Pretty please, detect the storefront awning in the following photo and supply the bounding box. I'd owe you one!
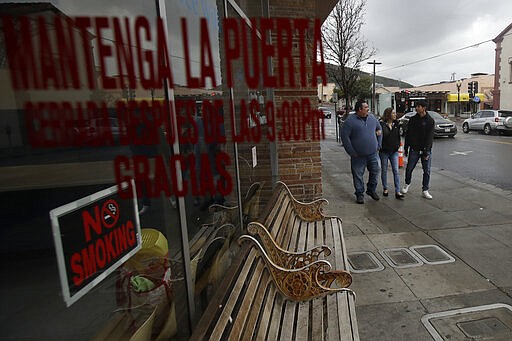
[447,93,484,102]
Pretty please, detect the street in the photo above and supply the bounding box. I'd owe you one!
[432,130,512,191]
[320,131,512,341]
[323,113,512,191]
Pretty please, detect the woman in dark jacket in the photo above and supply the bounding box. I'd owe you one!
[379,107,404,199]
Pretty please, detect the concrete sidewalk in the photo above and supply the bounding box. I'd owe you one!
[320,138,512,340]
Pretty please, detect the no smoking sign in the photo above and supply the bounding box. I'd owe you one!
[102,199,119,228]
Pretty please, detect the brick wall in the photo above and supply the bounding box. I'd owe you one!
[270,0,323,200]
[216,0,324,206]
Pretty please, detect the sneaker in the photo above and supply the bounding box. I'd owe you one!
[422,190,433,199]
[402,184,411,194]
[366,191,380,201]
[356,195,364,204]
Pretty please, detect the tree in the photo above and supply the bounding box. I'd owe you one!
[352,76,372,102]
[322,0,376,108]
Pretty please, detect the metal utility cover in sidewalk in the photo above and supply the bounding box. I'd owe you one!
[347,251,385,273]
[380,247,423,268]
[409,244,455,265]
[421,304,512,341]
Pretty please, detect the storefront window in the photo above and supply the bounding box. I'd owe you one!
[0,0,192,339]
[0,0,275,338]
[162,0,272,321]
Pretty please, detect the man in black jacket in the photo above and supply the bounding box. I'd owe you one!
[402,100,434,199]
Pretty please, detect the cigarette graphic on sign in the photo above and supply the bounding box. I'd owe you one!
[102,199,119,228]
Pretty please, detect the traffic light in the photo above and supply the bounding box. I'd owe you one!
[468,82,474,98]
[473,81,478,94]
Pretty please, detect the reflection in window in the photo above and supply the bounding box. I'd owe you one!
[0,1,191,339]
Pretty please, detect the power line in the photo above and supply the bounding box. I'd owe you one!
[378,32,512,74]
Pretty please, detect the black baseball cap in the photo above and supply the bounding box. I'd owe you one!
[415,99,427,108]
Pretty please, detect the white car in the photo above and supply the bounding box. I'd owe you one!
[462,109,512,135]
[318,106,332,119]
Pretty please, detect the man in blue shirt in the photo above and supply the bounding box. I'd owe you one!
[341,100,382,204]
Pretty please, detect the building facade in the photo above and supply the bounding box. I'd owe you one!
[392,73,494,115]
[0,0,336,338]
[493,23,512,109]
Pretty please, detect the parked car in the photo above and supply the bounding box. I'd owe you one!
[399,111,457,137]
[338,111,352,128]
[88,117,121,141]
[398,112,416,136]
[318,106,332,119]
[338,111,381,131]
[462,109,512,135]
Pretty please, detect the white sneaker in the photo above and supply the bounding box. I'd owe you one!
[402,184,410,194]
[422,190,433,199]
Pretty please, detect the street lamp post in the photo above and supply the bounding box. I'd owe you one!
[367,60,382,114]
[456,80,462,117]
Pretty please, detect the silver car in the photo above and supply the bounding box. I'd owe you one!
[462,109,512,135]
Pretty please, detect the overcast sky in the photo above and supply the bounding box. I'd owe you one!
[359,0,512,86]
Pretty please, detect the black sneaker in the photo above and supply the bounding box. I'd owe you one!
[356,195,364,204]
[366,191,380,201]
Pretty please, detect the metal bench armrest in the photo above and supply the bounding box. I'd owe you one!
[276,181,331,222]
[247,221,331,268]
[239,235,354,301]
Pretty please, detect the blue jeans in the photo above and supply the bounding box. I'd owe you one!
[405,149,431,191]
[350,152,380,196]
[379,151,401,193]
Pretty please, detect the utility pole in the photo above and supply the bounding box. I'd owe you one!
[367,60,382,114]
[456,80,462,117]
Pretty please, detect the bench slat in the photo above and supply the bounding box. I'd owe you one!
[321,218,344,341]
[330,217,359,341]
[280,299,297,341]
[332,217,349,268]
[295,301,310,341]
[265,189,287,226]
[227,260,267,341]
[312,297,325,340]
[254,283,278,340]
[293,219,314,340]
[339,292,359,340]
[269,196,289,240]
[296,216,308,252]
[241,273,272,340]
[326,291,341,340]
[275,200,295,248]
[275,210,299,341]
[312,221,325,340]
[209,249,258,339]
[267,190,288,230]
[266,295,285,341]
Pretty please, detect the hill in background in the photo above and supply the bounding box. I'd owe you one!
[326,63,414,88]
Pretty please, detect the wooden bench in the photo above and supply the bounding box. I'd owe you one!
[191,181,359,340]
